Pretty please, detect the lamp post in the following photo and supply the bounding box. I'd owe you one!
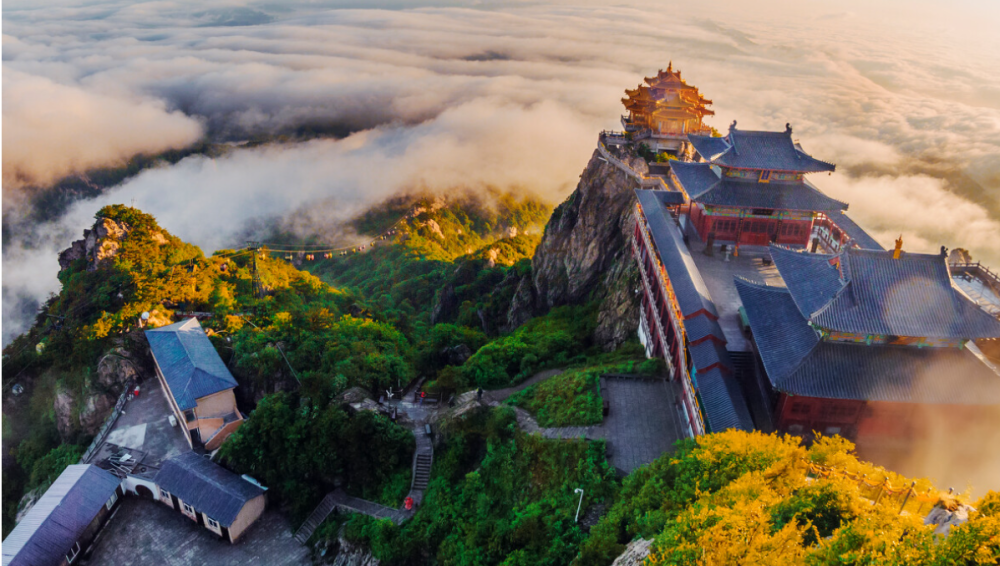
[574,488,584,523]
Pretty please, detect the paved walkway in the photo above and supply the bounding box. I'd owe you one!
[482,368,564,404]
[88,497,308,566]
[484,375,683,474]
[326,489,411,524]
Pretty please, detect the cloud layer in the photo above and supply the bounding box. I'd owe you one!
[3,0,999,338]
[2,68,203,193]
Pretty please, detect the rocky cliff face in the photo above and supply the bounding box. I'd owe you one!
[58,217,131,271]
[507,148,643,349]
[52,217,151,439]
[610,538,653,566]
[54,338,148,439]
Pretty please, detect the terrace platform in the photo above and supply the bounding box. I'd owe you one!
[684,220,784,352]
[89,377,191,479]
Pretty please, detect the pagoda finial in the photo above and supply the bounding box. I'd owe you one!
[729,120,738,133]
[893,235,904,259]
[667,60,672,72]
[785,123,792,134]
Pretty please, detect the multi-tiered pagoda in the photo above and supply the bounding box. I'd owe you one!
[621,62,714,153]
[669,121,876,252]
[736,242,1000,445]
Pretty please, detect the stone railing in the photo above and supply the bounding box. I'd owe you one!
[80,379,135,464]
[596,138,675,192]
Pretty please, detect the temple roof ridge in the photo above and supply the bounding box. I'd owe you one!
[769,245,1000,339]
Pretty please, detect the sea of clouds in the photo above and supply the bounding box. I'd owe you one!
[3,0,1000,494]
[3,0,1000,343]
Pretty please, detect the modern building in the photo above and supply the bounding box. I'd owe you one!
[145,318,244,450]
[736,243,1000,444]
[671,122,879,252]
[2,465,123,566]
[621,63,714,153]
[154,452,267,543]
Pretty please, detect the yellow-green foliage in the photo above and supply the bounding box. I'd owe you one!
[577,431,1000,566]
[464,233,543,266]
[352,191,550,262]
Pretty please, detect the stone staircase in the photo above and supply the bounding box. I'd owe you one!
[408,431,434,505]
[413,452,432,490]
[293,491,338,543]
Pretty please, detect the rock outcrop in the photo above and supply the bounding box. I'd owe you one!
[58,217,130,272]
[610,538,654,566]
[430,283,459,325]
[509,148,643,350]
[315,532,381,566]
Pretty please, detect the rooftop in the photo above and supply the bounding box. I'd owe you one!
[155,452,265,527]
[688,124,836,173]
[771,246,1000,339]
[672,161,847,212]
[145,318,238,410]
[89,377,192,479]
[736,278,1000,404]
[2,465,121,566]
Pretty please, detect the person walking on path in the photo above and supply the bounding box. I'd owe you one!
[477,388,483,403]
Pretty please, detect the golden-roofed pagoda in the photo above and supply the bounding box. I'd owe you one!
[622,62,714,152]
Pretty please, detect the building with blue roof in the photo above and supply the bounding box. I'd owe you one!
[153,452,267,543]
[633,188,754,436]
[736,243,1000,444]
[145,318,244,451]
[2,465,123,566]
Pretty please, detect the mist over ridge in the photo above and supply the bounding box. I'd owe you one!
[3,0,1000,344]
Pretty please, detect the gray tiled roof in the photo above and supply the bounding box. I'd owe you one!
[3,465,120,566]
[684,314,727,344]
[146,318,238,410]
[672,162,847,212]
[688,128,836,173]
[698,368,755,432]
[689,338,732,373]
[768,246,845,318]
[651,189,686,206]
[155,452,265,527]
[635,190,718,318]
[824,210,884,251]
[735,278,1000,404]
[771,246,1000,339]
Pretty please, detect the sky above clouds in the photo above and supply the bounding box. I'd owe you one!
[3,0,1000,345]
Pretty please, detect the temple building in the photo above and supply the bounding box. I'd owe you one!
[633,189,755,436]
[671,122,879,252]
[621,63,714,153]
[736,242,1000,446]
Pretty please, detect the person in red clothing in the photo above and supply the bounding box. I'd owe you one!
[404,496,414,510]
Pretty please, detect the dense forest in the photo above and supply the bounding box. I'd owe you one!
[3,196,999,565]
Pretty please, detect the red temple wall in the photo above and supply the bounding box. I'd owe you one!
[776,395,998,446]
[691,208,814,247]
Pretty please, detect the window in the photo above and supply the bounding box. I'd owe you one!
[183,502,196,515]
[825,426,842,435]
[787,424,804,434]
[66,542,81,563]
[184,409,197,423]
[160,488,171,501]
[106,490,118,510]
[206,516,220,530]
